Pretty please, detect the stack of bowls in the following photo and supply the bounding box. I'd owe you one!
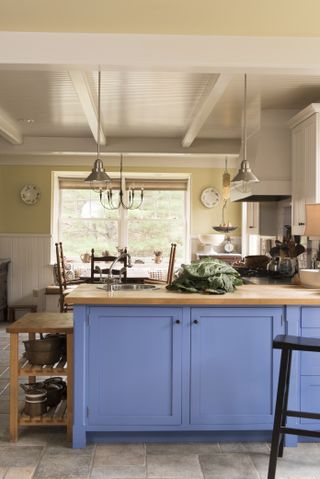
[21,377,67,416]
[21,383,47,417]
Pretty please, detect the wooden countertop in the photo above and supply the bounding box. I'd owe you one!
[65,283,320,306]
[6,312,73,333]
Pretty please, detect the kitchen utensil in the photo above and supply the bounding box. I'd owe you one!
[279,257,295,277]
[23,336,61,352]
[267,258,279,273]
[21,387,47,417]
[295,244,305,256]
[80,252,91,263]
[44,377,67,399]
[45,382,64,407]
[270,246,280,258]
[25,349,62,365]
[44,333,67,355]
[244,255,269,269]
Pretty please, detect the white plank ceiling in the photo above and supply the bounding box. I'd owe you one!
[0,69,320,156]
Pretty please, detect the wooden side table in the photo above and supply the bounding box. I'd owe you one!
[6,312,73,442]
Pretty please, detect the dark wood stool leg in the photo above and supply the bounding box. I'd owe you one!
[268,349,290,479]
[278,349,292,457]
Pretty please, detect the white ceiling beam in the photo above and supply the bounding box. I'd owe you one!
[4,33,320,75]
[0,136,240,156]
[182,74,233,148]
[0,107,23,144]
[69,70,106,145]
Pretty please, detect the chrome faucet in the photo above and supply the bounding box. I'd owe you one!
[106,249,132,288]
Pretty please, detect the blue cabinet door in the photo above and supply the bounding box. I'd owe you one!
[87,306,183,426]
[190,307,283,427]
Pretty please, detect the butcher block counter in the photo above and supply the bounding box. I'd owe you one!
[69,283,320,448]
[65,282,320,305]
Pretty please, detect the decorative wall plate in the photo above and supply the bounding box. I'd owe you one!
[200,187,221,208]
[20,184,41,205]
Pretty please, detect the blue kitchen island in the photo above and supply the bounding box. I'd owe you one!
[65,283,320,448]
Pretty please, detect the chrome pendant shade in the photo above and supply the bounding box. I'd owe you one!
[231,159,259,184]
[85,70,143,210]
[85,158,111,185]
[231,74,259,193]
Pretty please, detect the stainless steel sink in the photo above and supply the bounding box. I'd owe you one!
[97,283,158,291]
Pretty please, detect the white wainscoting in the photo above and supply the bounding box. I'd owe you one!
[0,234,53,309]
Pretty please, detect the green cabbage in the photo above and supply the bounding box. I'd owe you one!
[167,258,243,294]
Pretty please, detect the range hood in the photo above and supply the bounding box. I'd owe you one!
[234,194,291,202]
[230,110,294,203]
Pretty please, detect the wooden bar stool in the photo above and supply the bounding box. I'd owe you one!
[268,334,320,479]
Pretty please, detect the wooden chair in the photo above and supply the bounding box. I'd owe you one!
[55,242,83,313]
[145,243,177,286]
[90,248,128,283]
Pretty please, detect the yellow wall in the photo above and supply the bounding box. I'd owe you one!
[1,0,320,36]
[0,163,241,236]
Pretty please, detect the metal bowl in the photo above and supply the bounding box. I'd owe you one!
[25,349,62,365]
[23,336,61,352]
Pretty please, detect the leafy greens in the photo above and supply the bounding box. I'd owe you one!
[167,258,243,294]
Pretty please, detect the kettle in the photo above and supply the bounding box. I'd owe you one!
[267,257,279,273]
[80,252,91,263]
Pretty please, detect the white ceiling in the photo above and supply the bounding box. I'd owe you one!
[0,68,320,157]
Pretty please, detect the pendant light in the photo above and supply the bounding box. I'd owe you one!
[85,71,143,210]
[212,158,237,233]
[231,74,259,193]
[99,154,144,210]
[85,70,111,187]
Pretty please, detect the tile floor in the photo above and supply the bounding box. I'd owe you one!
[1,323,320,479]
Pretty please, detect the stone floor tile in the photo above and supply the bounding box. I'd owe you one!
[219,442,270,454]
[147,454,203,478]
[33,453,92,479]
[0,468,6,479]
[0,446,42,467]
[0,367,8,378]
[199,453,259,479]
[94,443,145,466]
[45,443,95,455]
[4,465,36,479]
[91,465,146,478]
[147,442,220,455]
[249,446,320,479]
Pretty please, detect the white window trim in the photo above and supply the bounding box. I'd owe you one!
[51,170,191,264]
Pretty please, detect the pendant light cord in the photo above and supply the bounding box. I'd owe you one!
[97,70,101,159]
[242,73,247,163]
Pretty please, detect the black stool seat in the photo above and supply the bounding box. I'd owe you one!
[273,334,320,352]
[268,334,320,479]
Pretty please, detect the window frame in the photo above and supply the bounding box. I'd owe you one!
[51,170,191,264]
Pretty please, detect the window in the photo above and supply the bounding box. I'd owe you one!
[52,172,190,265]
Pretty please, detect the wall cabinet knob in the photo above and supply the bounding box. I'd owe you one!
[175,319,180,324]
[193,319,199,324]
[298,222,305,226]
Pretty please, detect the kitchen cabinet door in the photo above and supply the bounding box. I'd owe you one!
[291,110,320,235]
[87,306,183,426]
[190,307,283,427]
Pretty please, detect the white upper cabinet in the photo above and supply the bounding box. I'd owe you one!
[289,105,320,235]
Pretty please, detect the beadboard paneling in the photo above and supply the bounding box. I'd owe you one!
[0,234,53,307]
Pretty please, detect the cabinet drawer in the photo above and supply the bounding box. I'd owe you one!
[301,376,320,424]
[301,307,320,327]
